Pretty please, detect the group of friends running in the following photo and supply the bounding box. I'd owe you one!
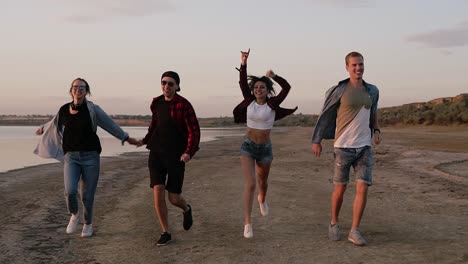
[34,49,381,247]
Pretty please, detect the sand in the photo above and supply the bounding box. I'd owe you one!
[0,126,467,264]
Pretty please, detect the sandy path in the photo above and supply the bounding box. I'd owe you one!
[0,126,467,264]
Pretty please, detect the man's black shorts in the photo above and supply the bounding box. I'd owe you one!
[148,151,185,194]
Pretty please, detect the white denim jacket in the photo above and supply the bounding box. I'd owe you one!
[33,100,129,161]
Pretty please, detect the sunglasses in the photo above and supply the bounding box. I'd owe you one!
[71,85,87,91]
[161,80,175,87]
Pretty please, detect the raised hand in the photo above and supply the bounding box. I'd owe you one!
[241,48,250,65]
[266,70,276,78]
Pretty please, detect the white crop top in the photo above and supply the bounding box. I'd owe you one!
[246,101,276,130]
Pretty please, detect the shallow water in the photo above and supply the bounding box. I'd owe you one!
[0,126,244,173]
[435,160,468,178]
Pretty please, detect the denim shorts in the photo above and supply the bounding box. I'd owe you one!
[240,136,273,163]
[333,146,374,186]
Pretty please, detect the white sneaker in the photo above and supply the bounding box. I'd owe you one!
[259,200,269,216]
[66,214,80,234]
[81,224,93,238]
[244,224,253,239]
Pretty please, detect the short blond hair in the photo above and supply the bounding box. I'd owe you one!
[345,51,364,65]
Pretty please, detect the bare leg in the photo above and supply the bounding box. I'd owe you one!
[168,192,189,212]
[256,162,271,203]
[240,156,256,225]
[153,185,169,232]
[351,182,368,229]
[331,184,347,225]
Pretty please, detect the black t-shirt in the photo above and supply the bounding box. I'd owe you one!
[58,102,102,154]
[147,98,185,157]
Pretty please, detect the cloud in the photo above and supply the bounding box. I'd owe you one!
[62,0,175,23]
[406,22,468,49]
[440,50,453,56]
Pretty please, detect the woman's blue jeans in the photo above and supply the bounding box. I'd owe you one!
[64,151,100,225]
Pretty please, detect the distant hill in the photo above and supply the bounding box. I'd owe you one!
[0,113,317,127]
[0,115,52,126]
[273,93,468,127]
[1,94,466,127]
[149,94,467,127]
[378,93,468,126]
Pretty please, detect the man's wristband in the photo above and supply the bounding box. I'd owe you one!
[373,128,381,134]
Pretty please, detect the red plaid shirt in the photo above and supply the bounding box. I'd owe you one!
[143,93,200,158]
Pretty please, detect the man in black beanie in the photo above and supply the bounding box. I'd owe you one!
[138,70,200,246]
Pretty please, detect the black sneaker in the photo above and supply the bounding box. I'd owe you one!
[183,204,193,231]
[156,232,172,246]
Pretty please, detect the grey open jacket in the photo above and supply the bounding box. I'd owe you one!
[311,78,379,144]
[33,100,129,161]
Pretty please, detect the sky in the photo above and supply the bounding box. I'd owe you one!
[1,0,467,117]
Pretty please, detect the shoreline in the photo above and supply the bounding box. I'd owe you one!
[1,127,467,263]
[0,126,246,174]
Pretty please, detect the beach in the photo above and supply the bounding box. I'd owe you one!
[0,126,467,264]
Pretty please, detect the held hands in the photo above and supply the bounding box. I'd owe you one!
[241,48,250,65]
[125,137,140,146]
[126,137,145,147]
[180,153,191,163]
[135,139,145,147]
[311,143,322,157]
[266,70,276,78]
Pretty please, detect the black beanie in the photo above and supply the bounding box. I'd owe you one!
[161,71,181,91]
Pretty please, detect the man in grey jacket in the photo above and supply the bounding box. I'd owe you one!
[311,52,382,246]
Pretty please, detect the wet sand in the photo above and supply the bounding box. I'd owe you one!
[0,126,467,264]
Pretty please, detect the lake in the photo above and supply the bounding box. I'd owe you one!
[0,126,244,173]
